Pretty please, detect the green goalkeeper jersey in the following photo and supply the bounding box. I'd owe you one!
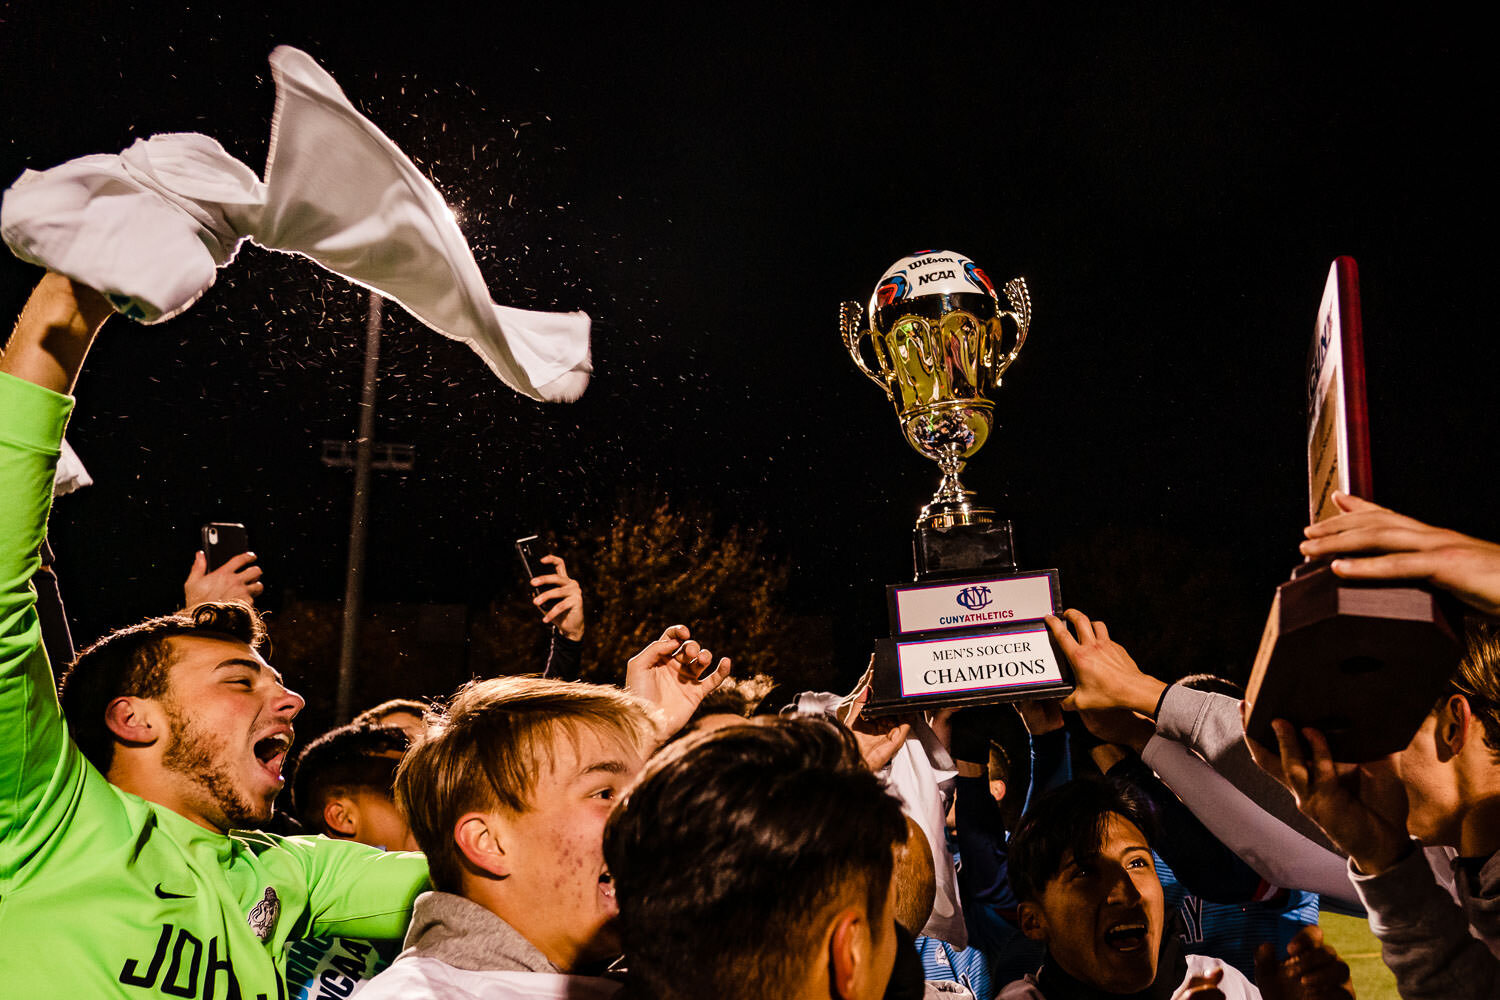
[0,371,430,999]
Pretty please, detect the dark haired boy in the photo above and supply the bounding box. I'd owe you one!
[291,722,416,850]
[603,715,911,1000]
[1001,778,1353,999]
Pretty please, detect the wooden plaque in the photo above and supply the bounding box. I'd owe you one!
[1248,257,1462,761]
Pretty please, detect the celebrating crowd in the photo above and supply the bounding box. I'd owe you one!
[2,269,1498,1000]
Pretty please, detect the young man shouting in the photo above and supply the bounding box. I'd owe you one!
[357,675,654,999]
[1001,778,1352,1000]
[0,274,432,998]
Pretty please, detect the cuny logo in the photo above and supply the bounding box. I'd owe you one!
[877,272,910,306]
[955,585,992,611]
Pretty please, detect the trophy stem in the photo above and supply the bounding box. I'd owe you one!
[918,448,993,529]
[933,453,971,505]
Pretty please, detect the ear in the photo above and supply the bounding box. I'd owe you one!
[453,811,511,879]
[1018,900,1049,943]
[322,797,358,838]
[1437,693,1474,760]
[828,907,869,1000]
[103,696,164,748]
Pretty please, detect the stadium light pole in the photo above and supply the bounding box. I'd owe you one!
[336,290,382,722]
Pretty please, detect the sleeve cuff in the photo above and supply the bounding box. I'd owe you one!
[1154,684,1210,743]
[0,371,74,453]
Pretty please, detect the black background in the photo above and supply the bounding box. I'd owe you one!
[2,4,1493,692]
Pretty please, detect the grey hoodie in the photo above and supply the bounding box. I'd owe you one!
[399,891,561,973]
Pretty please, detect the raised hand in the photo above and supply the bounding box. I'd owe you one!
[836,674,913,773]
[625,625,731,742]
[1169,965,1225,1000]
[1045,610,1167,717]
[1244,713,1411,876]
[531,554,585,641]
[183,550,263,609]
[1015,697,1065,736]
[1301,491,1500,616]
[1255,926,1356,999]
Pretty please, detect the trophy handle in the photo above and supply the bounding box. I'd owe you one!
[993,277,1031,377]
[840,301,893,400]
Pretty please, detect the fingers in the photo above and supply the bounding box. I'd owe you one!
[701,655,731,685]
[1272,719,1312,801]
[672,639,729,682]
[1062,608,1096,643]
[1325,549,1438,581]
[1281,926,1353,994]
[1044,614,1081,656]
[1330,490,1385,515]
[1302,726,1340,789]
[220,551,259,574]
[1303,502,1408,538]
[634,629,688,666]
[1301,523,1438,561]
[1171,966,1224,1000]
[188,550,207,579]
[533,584,577,605]
[1243,727,1286,783]
[540,595,580,624]
[1048,609,1107,648]
[1285,924,1323,956]
[538,554,569,578]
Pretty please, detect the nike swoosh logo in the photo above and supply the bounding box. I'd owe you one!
[154,884,192,899]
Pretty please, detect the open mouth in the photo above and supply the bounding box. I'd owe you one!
[253,731,293,780]
[1102,921,1148,953]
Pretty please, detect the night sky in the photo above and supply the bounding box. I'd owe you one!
[2,5,1494,694]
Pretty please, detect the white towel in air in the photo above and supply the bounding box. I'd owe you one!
[0,46,590,403]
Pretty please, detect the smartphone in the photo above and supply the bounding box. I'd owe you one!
[515,535,544,596]
[202,522,250,572]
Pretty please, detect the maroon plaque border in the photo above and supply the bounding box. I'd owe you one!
[1317,256,1374,507]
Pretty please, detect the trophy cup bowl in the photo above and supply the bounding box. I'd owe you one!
[841,251,1030,530]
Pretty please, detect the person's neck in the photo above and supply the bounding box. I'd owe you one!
[465,880,581,973]
[108,755,227,834]
[1454,750,1500,857]
[1459,793,1500,858]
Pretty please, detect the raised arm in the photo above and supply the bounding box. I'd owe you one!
[0,273,112,392]
[0,273,111,859]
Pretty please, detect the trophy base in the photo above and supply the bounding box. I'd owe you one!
[913,518,1017,581]
[1245,564,1463,762]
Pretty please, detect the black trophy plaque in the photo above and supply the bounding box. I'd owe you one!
[862,565,1074,716]
[1245,257,1463,761]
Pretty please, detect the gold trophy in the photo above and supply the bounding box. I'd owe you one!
[841,251,1069,715]
[842,251,1031,577]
